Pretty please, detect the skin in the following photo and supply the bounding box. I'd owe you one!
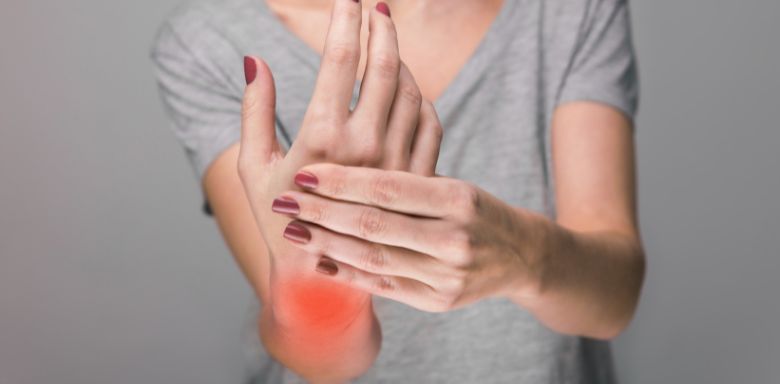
[204,0,646,382]
[265,0,503,101]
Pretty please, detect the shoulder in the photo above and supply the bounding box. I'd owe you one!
[149,0,274,90]
[150,0,291,69]
[151,0,250,54]
[534,0,631,50]
[150,0,286,62]
[540,0,627,25]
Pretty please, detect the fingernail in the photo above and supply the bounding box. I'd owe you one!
[283,221,311,244]
[376,2,390,17]
[244,56,257,85]
[316,256,339,276]
[271,197,300,215]
[294,171,319,189]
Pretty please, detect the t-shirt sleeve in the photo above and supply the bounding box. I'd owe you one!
[149,20,242,183]
[557,0,639,120]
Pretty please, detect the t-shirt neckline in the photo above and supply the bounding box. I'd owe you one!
[255,0,515,115]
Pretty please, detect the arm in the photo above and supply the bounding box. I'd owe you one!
[204,2,442,381]
[266,102,645,340]
[514,101,645,339]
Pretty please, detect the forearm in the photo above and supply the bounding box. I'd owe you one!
[513,213,646,340]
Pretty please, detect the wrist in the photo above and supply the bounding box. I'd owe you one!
[504,209,560,305]
[268,273,373,337]
[260,291,380,383]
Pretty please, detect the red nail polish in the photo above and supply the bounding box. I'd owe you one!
[316,256,339,276]
[376,2,390,17]
[283,221,311,244]
[271,197,300,215]
[244,56,257,85]
[294,171,319,189]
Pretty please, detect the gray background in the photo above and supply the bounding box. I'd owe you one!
[1,0,778,383]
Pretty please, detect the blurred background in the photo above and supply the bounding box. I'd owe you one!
[1,0,778,383]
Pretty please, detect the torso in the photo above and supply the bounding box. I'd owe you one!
[264,0,504,101]
[155,0,625,381]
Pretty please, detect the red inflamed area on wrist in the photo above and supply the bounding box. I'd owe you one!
[274,276,367,341]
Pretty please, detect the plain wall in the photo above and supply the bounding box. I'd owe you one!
[1,0,778,383]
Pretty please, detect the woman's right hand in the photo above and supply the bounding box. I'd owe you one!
[238,1,442,331]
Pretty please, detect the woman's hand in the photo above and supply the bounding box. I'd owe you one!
[238,2,444,380]
[267,102,648,341]
[270,164,549,312]
[238,0,442,330]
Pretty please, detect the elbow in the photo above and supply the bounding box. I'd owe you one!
[589,312,634,341]
[593,249,646,341]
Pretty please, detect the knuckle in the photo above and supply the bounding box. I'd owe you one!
[236,153,255,180]
[342,268,357,285]
[372,276,396,293]
[324,43,360,67]
[336,2,361,19]
[325,170,348,197]
[310,230,332,255]
[306,201,329,223]
[350,137,383,165]
[304,109,343,136]
[300,136,330,158]
[449,181,480,219]
[357,207,387,238]
[359,244,388,272]
[431,293,457,313]
[371,53,400,79]
[397,83,422,107]
[445,227,475,265]
[442,274,467,296]
[300,115,342,156]
[367,173,401,206]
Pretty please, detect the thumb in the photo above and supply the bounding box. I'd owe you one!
[239,56,282,167]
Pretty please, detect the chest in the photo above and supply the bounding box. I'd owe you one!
[258,0,555,213]
[266,1,503,101]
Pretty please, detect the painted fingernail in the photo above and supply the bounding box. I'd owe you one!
[271,197,300,215]
[316,256,339,276]
[283,221,311,244]
[376,2,390,17]
[294,171,319,189]
[244,56,257,85]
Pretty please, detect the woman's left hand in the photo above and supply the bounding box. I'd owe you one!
[270,163,550,312]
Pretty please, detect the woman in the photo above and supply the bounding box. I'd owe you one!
[151,0,645,382]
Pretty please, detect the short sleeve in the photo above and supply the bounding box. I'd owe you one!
[150,20,242,182]
[557,0,639,120]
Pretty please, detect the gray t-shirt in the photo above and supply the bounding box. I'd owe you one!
[150,0,638,382]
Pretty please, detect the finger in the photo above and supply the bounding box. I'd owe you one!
[239,56,281,168]
[313,256,446,312]
[293,164,469,218]
[409,99,443,176]
[282,220,445,283]
[351,3,400,135]
[309,0,363,117]
[382,63,422,170]
[274,191,446,255]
